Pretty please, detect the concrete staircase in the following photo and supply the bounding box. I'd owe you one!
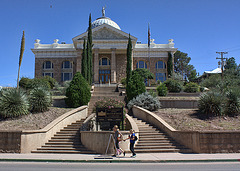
[32,119,95,154]
[132,117,192,153]
[88,86,125,115]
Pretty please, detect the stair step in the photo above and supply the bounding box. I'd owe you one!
[42,145,84,148]
[37,147,87,151]
[137,140,173,144]
[54,134,80,136]
[49,139,81,142]
[45,142,82,145]
[135,146,176,149]
[136,143,174,146]
[139,135,169,139]
[139,137,169,141]
[51,137,78,139]
[56,131,79,134]
[134,149,179,153]
[32,150,96,154]
[60,129,80,132]
[62,128,80,130]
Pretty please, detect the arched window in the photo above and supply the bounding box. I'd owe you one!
[62,61,72,69]
[155,61,166,69]
[43,61,53,69]
[99,58,110,66]
[136,61,147,69]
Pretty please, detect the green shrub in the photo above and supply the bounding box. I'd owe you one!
[126,72,146,102]
[29,87,52,112]
[132,68,154,80]
[42,76,57,89]
[200,87,205,92]
[184,82,200,93]
[198,91,224,117]
[127,92,161,111]
[19,77,51,90]
[148,89,157,98]
[19,77,32,89]
[224,89,240,116]
[65,72,91,108]
[157,83,168,96]
[121,77,126,86]
[0,88,29,118]
[164,79,183,93]
[200,74,221,89]
[57,81,71,95]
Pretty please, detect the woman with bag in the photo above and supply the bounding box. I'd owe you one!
[112,125,125,157]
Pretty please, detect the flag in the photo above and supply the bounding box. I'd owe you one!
[148,23,150,47]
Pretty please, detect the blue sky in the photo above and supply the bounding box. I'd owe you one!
[0,0,240,86]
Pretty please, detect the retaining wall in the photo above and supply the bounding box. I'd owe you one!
[81,114,139,154]
[159,99,198,109]
[132,106,240,153]
[0,106,88,153]
[0,131,22,153]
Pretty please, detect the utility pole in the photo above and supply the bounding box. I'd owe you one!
[216,52,228,79]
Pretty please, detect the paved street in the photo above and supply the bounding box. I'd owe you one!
[0,162,240,171]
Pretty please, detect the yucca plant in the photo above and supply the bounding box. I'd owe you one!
[224,89,240,116]
[198,91,224,117]
[0,88,29,118]
[29,87,52,112]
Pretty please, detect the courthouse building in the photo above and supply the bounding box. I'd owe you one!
[32,9,177,84]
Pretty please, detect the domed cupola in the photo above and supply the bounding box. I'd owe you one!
[91,7,121,30]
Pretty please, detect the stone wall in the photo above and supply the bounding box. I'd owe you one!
[133,57,168,82]
[0,131,21,153]
[35,57,77,83]
[132,106,240,153]
[116,54,127,83]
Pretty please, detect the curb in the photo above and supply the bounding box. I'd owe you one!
[0,158,240,163]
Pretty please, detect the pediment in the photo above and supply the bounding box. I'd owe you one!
[92,27,127,40]
[72,23,137,42]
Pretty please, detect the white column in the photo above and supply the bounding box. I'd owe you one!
[111,48,117,83]
[94,49,99,83]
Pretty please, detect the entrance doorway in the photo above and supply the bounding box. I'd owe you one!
[99,70,111,84]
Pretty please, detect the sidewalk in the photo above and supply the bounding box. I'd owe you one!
[0,153,240,163]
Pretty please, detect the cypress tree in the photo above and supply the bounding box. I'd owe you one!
[167,52,173,78]
[87,13,93,85]
[81,39,87,80]
[126,34,132,86]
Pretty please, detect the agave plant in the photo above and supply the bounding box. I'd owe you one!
[224,89,240,116]
[0,88,29,118]
[198,91,224,117]
[29,87,52,112]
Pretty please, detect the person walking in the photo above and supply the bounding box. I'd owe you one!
[112,125,125,157]
[124,129,136,158]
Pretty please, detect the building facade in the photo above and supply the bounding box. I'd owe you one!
[32,10,177,84]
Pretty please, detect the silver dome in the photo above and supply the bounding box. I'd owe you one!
[92,17,121,30]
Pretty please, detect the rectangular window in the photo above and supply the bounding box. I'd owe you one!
[62,72,73,81]
[156,73,166,82]
[43,72,53,78]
